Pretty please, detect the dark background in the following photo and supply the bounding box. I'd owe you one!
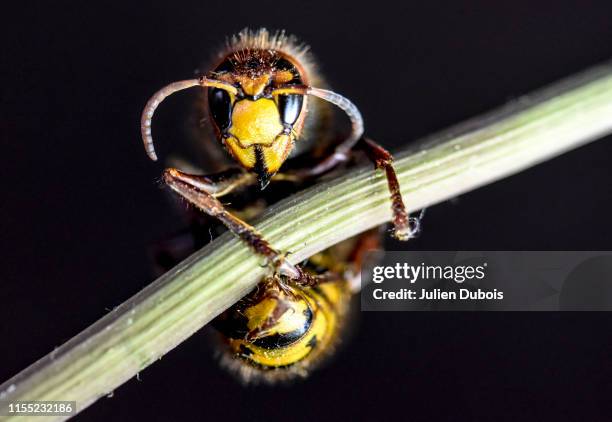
[2,1,612,420]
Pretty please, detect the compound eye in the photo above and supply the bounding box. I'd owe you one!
[277,94,303,126]
[208,88,232,131]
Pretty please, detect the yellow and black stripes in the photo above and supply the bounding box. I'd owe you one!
[214,277,351,384]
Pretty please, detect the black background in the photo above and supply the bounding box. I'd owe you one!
[2,1,612,421]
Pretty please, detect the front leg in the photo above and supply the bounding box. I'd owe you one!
[359,138,415,241]
[162,168,300,279]
[276,138,420,241]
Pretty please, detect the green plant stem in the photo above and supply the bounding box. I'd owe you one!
[3,63,612,421]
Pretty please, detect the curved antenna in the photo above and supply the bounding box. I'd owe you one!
[307,87,364,153]
[141,79,200,161]
[140,78,238,161]
[272,85,364,153]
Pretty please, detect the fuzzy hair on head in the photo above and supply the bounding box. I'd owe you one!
[209,28,320,85]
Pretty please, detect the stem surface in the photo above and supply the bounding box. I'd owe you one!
[2,63,612,421]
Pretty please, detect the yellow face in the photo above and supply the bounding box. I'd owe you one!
[207,51,307,188]
[224,98,294,178]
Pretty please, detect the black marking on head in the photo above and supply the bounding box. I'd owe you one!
[213,58,235,74]
[246,56,261,70]
[230,49,278,77]
[274,57,303,85]
[254,145,271,190]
